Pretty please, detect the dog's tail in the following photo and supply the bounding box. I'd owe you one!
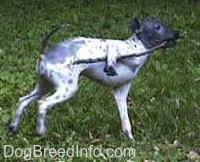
[40,24,70,54]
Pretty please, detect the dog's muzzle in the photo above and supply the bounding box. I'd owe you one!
[162,30,181,48]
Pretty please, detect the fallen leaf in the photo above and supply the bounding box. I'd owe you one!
[187,150,200,160]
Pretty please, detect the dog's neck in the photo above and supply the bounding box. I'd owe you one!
[126,34,167,54]
[125,34,148,52]
[127,34,139,42]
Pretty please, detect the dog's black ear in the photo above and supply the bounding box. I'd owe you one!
[129,18,140,33]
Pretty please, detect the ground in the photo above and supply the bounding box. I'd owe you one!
[0,0,199,161]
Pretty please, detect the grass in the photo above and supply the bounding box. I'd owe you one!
[0,0,200,161]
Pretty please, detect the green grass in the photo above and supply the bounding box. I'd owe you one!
[0,0,200,161]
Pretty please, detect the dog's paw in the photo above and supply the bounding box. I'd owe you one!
[124,130,134,139]
[9,122,18,133]
[104,66,118,76]
[36,125,47,135]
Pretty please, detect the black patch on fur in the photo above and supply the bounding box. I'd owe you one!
[68,79,73,84]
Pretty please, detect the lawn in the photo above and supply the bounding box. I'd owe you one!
[0,0,199,161]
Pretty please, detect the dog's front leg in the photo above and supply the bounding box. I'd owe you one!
[113,82,133,139]
[104,45,118,76]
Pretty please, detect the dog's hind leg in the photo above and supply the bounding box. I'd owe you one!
[113,82,133,139]
[9,76,50,133]
[36,69,81,135]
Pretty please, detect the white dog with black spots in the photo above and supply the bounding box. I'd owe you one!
[9,17,179,139]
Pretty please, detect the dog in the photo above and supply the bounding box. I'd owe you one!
[9,17,179,139]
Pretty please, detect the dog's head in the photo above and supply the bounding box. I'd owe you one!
[130,17,180,49]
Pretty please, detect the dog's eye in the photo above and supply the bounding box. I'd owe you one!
[154,24,161,30]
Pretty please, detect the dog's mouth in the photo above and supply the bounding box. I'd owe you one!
[149,38,175,49]
[161,39,177,49]
[142,30,182,55]
[161,30,180,49]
